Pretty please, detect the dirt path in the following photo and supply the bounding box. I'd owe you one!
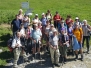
[5,47,91,68]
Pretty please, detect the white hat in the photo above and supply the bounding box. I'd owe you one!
[50,24,54,26]
[35,14,38,16]
[34,24,38,26]
[53,29,57,32]
[42,13,45,15]
[61,20,65,23]
[75,17,79,19]
[83,20,87,23]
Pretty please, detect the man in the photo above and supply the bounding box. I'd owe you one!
[30,24,42,60]
[49,29,60,67]
[11,15,22,37]
[53,11,61,28]
[82,20,91,54]
[12,32,29,68]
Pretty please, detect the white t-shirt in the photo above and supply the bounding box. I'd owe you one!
[49,35,59,46]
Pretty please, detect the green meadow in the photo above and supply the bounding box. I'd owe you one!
[0,0,91,24]
[0,0,91,66]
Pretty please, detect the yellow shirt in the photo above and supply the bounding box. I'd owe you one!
[73,28,83,42]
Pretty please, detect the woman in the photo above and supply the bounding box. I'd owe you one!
[45,21,50,51]
[49,29,60,67]
[82,20,91,54]
[73,23,83,61]
[59,28,69,64]
[18,9,24,21]
[46,10,52,24]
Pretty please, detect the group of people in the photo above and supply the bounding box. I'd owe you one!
[11,9,91,68]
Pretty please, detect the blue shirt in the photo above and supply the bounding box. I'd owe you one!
[11,19,22,32]
[41,17,47,26]
[30,29,42,42]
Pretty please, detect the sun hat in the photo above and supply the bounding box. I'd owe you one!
[35,14,38,16]
[50,24,54,27]
[75,17,79,20]
[42,13,45,15]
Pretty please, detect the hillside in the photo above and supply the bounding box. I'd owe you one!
[0,0,91,23]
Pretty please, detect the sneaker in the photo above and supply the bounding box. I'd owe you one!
[24,60,30,62]
[52,63,55,67]
[55,64,60,67]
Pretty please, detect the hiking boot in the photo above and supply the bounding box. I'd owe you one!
[75,54,78,61]
[38,53,42,60]
[55,64,60,67]
[81,54,83,61]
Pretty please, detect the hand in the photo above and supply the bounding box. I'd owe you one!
[63,43,66,45]
[15,44,19,47]
[53,46,57,50]
[33,40,36,43]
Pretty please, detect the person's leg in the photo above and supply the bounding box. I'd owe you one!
[79,42,83,61]
[37,42,41,59]
[50,47,55,64]
[82,36,85,48]
[54,21,57,28]
[13,48,20,67]
[55,49,60,64]
[32,43,36,59]
[86,36,90,53]
[75,50,78,61]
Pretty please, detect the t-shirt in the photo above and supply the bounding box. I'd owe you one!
[30,29,42,42]
[49,35,59,46]
[73,28,83,42]
[11,19,22,32]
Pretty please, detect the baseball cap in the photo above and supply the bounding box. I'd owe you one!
[42,13,45,15]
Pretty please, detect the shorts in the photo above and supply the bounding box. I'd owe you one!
[32,41,40,48]
[60,45,67,56]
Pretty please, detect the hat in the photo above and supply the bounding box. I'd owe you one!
[42,13,45,15]
[50,24,54,27]
[83,20,87,23]
[61,20,65,23]
[35,14,38,16]
[53,29,57,32]
[61,27,65,31]
[34,24,38,26]
[75,17,79,19]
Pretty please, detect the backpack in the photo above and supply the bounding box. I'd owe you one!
[7,37,17,52]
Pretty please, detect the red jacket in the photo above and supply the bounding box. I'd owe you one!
[53,14,61,21]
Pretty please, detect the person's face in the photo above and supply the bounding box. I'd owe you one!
[53,32,57,36]
[16,15,19,19]
[19,11,22,14]
[50,26,54,30]
[75,24,79,28]
[61,30,65,35]
[84,21,87,26]
[75,19,79,22]
[17,32,21,38]
[34,26,38,30]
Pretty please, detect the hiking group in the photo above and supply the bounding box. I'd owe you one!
[9,9,91,68]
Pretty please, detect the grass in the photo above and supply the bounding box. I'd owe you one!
[0,0,91,66]
[0,0,91,24]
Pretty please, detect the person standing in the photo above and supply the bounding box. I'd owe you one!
[59,28,69,64]
[53,11,61,29]
[49,29,60,67]
[82,20,91,53]
[12,32,29,68]
[30,24,42,60]
[11,15,22,37]
[73,23,83,61]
